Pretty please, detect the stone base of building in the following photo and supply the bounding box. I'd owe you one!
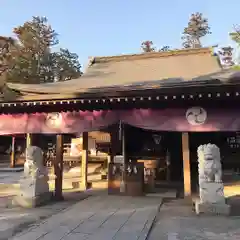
[11,192,53,208]
[195,199,230,216]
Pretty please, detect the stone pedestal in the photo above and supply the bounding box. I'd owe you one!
[13,177,52,208]
[12,146,52,208]
[195,200,230,215]
[195,182,230,215]
[13,192,52,208]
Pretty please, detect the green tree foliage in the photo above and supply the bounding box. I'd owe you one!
[0,36,16,76]
[3,16,81,84]
[182,12,211,48]
[230,25,240,67]
[159,46,170,52]
[52,48,82,81]
[141,41,155,52]
[230,25,240,46]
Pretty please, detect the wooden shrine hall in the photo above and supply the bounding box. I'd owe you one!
[0,47,240,200]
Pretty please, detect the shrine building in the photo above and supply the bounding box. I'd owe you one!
[0,47,240,199]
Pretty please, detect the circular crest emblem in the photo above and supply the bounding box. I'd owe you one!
[186,107,207,126]
[45,113,62,129]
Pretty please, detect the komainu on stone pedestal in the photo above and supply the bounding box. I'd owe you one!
[195,144,230,215]
[12,146,52,208]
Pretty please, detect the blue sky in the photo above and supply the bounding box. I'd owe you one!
[0,0,239,66]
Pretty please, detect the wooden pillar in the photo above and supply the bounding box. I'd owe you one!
[81,132,88,190]
[120,122,126,193]
[10,136,16,168]
[182,132,191,197]
[110,125,119,163]
[122,123,126,164]
[26,134,32,147]
[54,134,64,200]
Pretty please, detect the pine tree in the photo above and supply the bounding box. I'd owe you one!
[7,16,58,83]
[182,12,211,48]
[5,16,82,84]
[52,48,82,81]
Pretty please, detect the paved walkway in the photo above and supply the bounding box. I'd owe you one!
[148,199,240,240]
[10,195,162,240]
[0,192,88,240]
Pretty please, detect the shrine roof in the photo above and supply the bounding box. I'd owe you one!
[1,47,236,103]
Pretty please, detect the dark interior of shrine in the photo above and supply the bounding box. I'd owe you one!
[189,132,240,190]
[124,126,240,193]
[124,125,183,183]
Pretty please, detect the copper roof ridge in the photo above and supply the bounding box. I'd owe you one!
[91,47,212,63]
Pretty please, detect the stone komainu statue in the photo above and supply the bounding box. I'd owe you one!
[197,144,222,183]
[195,144,230,215]
[24,146,48,180]
[12,146,51,208]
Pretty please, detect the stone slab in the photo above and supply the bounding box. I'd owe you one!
[138,204,161,240]
[146,190,177,199]
[0,167,23,173]
[73,220,103,234]
[40,225,73,240]
[63,232,89,240]
[195,199,230,216]
[9,195,162,240]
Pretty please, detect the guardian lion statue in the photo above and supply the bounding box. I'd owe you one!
[12,146,50,208]
[24,146,48,181]
[195,144,230,215]
[197,144,222,183]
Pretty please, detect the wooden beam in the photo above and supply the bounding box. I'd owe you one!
[10,136,15,168]
[54,134,64,200]
[81,132,88,190]
[182,132,191,197]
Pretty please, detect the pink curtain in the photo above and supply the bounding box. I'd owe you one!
[0,108,240,134]
[0,110,118,135]
[120,108,240,132]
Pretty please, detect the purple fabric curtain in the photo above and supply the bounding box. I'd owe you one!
[0,108,240,134]
[0,110,118,135]
[120,108,240,132]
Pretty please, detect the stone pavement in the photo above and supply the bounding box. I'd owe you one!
[10,195,161,240]
[148,199,240,240]
[0,191,88,240]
